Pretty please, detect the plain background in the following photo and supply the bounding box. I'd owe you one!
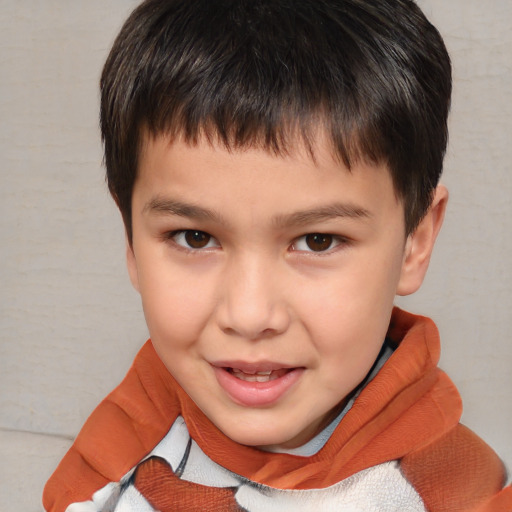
[0,1,510,509]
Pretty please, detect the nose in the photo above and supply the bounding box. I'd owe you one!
[216,254,291,340]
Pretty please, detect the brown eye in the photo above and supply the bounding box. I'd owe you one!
[170,229,219,251]
[305,233,333,252]
[184,230,211,249]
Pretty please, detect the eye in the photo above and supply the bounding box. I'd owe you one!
[171,230,220,250]
[292,233,343,253]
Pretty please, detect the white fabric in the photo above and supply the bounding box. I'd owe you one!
[235,461,426,512]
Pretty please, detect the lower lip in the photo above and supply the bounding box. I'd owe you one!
[213,367,304,407]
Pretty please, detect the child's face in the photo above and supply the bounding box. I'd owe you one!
[128,132,412,450]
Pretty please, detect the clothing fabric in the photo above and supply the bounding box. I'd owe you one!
[43,308,512,512]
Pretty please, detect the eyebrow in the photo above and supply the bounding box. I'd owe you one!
[273,203,372,228]
[143,196,371,227]
[143,197,223,222]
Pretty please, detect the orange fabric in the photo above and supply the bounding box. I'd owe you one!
[134,457,243,511]
[401,424,508,512]
[43,346,182,512]
[43,308,512,511]
[475,486,512,512]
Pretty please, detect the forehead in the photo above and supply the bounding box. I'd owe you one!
[137,127,389,183]
[134,132,404,236]
[136,130,399,207]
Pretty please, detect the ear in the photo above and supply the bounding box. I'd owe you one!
[126,238,140,293]
[397,185,448,296]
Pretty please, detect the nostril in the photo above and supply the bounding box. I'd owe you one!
[221,325,284,341]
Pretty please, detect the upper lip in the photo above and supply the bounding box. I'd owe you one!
[211,361,298,373]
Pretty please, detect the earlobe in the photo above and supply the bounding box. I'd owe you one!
[397,185,448,296]
[126,239,140,293]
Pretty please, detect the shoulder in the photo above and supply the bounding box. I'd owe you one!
[43,341,179,512]
[400,423,510,512]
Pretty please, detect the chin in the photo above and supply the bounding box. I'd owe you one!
[236,432,284,449]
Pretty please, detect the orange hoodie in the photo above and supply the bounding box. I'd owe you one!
[43,308,512,511]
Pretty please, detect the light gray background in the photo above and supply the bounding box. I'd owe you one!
[1,1,510,510]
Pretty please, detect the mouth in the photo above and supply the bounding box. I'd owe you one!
[212,363,304,407]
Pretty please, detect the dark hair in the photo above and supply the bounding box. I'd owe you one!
[100,0,451,242]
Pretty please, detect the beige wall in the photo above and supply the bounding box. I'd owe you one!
[0,1,510,509]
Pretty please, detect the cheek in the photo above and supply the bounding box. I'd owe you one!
[294,260,398,352]
[138,264,215,348]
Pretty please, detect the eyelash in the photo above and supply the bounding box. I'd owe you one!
[291,233,351,254]
[164,230,220,252]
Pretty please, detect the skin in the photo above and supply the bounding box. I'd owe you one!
[127,132,447,450]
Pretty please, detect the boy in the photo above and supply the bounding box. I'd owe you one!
[43,0,512,510]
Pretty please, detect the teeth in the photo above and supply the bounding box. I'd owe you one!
[231,368,272,375]
[230,368,275,382]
